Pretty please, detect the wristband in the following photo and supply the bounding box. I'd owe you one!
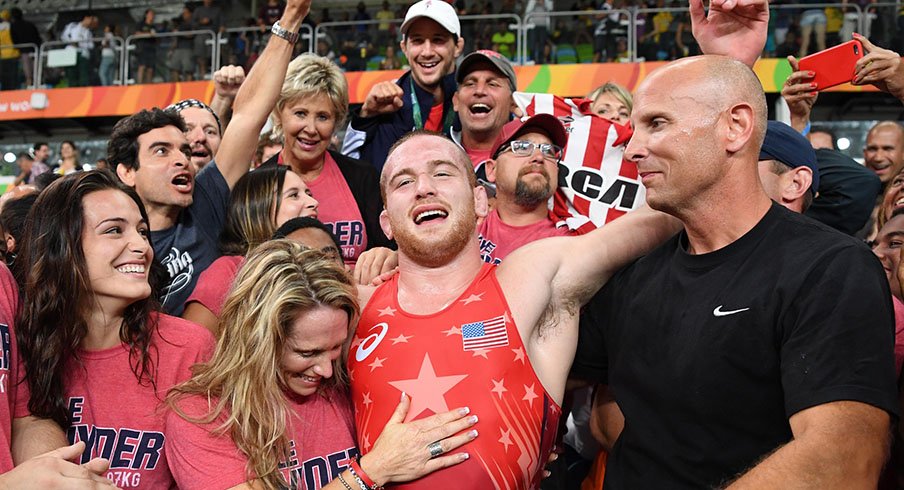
[270,20,299,44]
[801,120,811,136]
[350,458,381,489]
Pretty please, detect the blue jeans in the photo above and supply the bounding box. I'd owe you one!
[99,55,116,86]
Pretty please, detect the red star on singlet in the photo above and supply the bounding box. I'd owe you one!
[391,333,412,344]
[512,347,526,364]
[460,292,485,305]
[491,378,507,399]
[442,326,461,336]
[362,392,373,406]
[378,306,396,317]
[471,349,490,359]
[368,357,386,372]
[522,383,539,408]
[499,427,514,452]
[388,354,468,421]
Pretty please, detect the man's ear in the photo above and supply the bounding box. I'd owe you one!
[725,102,756,154]
[379,209,394,241]
[454,36,465,59]
[484,159,498,184]
[452,91,461,113]
[115,164,136,187]
[783,166,813,203]
[474,184,488,219]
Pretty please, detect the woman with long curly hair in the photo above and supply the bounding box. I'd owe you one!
[167,240,477,490]
[182,164,319,332]
[16,170,213,487]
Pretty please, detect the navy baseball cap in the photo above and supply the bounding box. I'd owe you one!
[759,120,819,194]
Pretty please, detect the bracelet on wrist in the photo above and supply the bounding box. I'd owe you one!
[270,20,299,44]
[351,457,382,490]
[336,472,354,490]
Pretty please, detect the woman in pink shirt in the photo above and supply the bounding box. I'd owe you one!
[167,240,477,489]
[16,171,214,488]
[182,164,319,332]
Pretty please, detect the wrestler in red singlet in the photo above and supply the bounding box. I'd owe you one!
[349,263,561,489]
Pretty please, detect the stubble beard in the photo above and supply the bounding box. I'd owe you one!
[393,204,477,268]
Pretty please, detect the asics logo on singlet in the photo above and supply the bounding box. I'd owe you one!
[355,322,389,362]
[713,305,750,317]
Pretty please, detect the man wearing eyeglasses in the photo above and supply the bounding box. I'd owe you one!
[478,114,573,264]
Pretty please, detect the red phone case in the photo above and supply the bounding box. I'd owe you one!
[798,40,864,90]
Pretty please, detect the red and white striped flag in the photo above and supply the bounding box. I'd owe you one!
[514,92,646,234]
[461,315,509,351]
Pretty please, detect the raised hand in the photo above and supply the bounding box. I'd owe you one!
[360,81,405,118]
[852,33,904,101]
[781,56,818,132]
[690,0,769,67]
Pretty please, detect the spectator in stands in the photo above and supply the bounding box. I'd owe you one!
[30,141,50,175]
[107,108,238,316]
[674,10,699,58]
[316,38,336,62]
[380,44,402,70]
[757,120,819,214]
[798,0,827,57]
[257,0,285,26]
[99,24,118,86]
[525,0,553,63]
[192,0,224,79]
[452,50,517,167]
[775,30,800,59]
[166,240,478,489]
[0,10,19,91]
[9,8,41,88]
[60,12,98,87]
[170,6,196,81]
[55,140,82,175]
[490,21,516,60]
[11,152,36,187]
[252,132,283,168]
[587,81,632,125]
[353,1,371,41]
[341,0,464,170]
[182,164,319,332]
[271,216,342,256]
[16,170,214,488]
[376,0,395,46]
[136,9,158,84]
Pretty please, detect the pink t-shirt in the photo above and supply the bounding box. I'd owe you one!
[185,255,245,317]
[893,295,904,377]
[477,209,572,264]
[166,388,358,490]
[465,147,492,170]
[307,153,368,267]
[56,314,213,488]
[0,264,19,472]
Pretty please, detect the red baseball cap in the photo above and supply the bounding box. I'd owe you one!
[489,113,568,159]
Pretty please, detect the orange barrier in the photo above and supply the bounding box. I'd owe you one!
[0,59,879,122]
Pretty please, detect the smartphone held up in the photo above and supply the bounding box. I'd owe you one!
[798,40,865,90]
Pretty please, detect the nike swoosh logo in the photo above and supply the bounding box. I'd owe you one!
[713,305,750,317]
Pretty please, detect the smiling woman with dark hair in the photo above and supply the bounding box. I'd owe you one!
[16,170,213,487]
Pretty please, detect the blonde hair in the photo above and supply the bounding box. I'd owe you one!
[586,81,633,115]
[168,240,359,490]
[272,53,349,134]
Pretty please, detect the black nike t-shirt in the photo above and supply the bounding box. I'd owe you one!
[572,203,898,489]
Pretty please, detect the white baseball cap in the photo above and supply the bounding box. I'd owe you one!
[400,0,461,37]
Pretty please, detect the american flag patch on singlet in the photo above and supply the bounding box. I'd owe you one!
[461,315,509,350]
[514,92,646,234]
